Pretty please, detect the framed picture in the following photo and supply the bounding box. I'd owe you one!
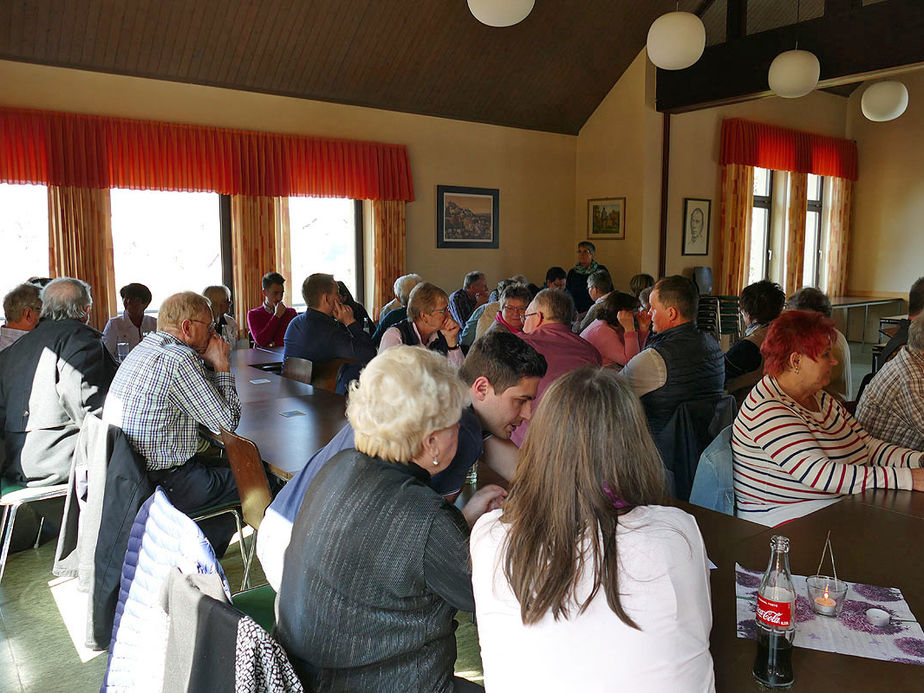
[682,198,711,256]
[436,185,499,249]
[587,197,626,240]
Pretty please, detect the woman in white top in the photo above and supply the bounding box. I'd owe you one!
[102,283,157,358]
[203,284,239,347]
[470,367,715,693]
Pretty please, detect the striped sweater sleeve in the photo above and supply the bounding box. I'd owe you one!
[735,386,920,502]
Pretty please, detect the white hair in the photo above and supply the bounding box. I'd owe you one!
[347,346,469,463]
[394,273,423,306]
[40,278,92,322]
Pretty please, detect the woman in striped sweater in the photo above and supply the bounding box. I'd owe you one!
[733,310,924,526]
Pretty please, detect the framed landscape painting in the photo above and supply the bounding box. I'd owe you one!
[437,185,499,249]
[587,197,626,240]
[682,198,711,256]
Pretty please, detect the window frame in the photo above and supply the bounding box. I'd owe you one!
[804,176,824,288]
[751,168,774,282]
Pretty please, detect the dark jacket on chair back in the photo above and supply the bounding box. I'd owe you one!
[641,322,725,435]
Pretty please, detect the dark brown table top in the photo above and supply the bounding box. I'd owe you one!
[232,364,316,403]
[229,346,285,369]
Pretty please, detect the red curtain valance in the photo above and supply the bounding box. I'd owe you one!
[719,118,858,181]
[0,107,415,200]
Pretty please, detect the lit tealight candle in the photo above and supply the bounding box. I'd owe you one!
[814,587,837,616]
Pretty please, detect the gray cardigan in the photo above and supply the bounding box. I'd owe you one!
[275,449,474,692]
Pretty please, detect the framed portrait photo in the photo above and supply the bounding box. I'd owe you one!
[436,185,499,249]
[587,197,626,240]
[682,198,711,256]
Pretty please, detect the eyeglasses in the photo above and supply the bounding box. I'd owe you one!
[429,308,449,316]
[190,319,216,332]
[523,311,540,319]
[503,305,527,315]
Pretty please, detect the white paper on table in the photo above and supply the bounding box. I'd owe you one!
[249,378,271,384]
[734,564,924,666]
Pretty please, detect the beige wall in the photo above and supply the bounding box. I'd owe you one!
[0,59,577,301]
[846,68,924,297]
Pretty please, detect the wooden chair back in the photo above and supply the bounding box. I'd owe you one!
[310,357,359,392]
[282,356,313,384]
[219,429,272,530]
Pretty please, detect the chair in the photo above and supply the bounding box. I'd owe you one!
[311,357,359,392]
[282,355,313,384]
[689,425,735,515]
[231,583,278,632]
[220,428,273,591]
[0,479,69,584]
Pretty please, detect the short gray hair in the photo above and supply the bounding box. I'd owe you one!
[909,313,924,355]
[347,346,469,463]
[3,283,42,322]
[533,289,575,324]
[40,278,92,322]
[395,273,423,306]
[463,271,485,289]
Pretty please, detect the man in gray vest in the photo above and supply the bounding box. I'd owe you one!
[618,275,724,435]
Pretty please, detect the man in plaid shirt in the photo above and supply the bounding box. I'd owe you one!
[104,291,241,554]
[857,313,924,452]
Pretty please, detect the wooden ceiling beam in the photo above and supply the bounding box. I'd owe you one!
[656,0,924,113]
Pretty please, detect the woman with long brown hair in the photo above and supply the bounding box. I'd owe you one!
[470,367,715,691]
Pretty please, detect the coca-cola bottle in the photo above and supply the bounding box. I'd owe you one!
[753,535,796,688]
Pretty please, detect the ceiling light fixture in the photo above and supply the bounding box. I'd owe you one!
[646,8,706,71]
[467,0,535,28]
[768,1,820,99]
[861,81,909,122]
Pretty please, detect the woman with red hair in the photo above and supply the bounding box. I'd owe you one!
[733,310,924,526]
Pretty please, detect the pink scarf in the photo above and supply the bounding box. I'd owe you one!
[494,310,521,333]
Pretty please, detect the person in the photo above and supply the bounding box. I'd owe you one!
[101,282,157,358]
[724,280,786,403]
[337,280,374,332]
[1,278,117,485]
[566,241,609,315]
[246,271,297,348]
[371,273,423,346]
[856,313,924,451]
[203,284,239,346]
[733,310,924,527]
[511,289,602,446]
[461,278,514,348]
[275,347,507,692]
[638,285,653,312]
[785,287,851,400]
[484,283,531,336]
[618,275,724,435]
[1,282,42,350]
[577,269,614,331]
[544,266,567,291]
[629,273,655,298]
[284,273,377,392]
[470,368,715,691]
[580,291,647,367]
[488,274,527,303]
[103,291,241,554]
[257,331,547,590]
[879,276,924,364]
[448,270,489,327]
[379,282,463,367]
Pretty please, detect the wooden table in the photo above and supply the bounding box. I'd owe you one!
[233,364,316,403]
[829,296,904,345]
[229,346,285,369]
[686,495,924,691]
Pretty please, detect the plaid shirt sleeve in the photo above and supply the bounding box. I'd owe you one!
[168,354,241,435]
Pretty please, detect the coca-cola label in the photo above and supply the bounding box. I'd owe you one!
[757,594,792,628]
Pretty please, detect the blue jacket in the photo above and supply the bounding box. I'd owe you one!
[689,425,735,516]
[283,308,377,391]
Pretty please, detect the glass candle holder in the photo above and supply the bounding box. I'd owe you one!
[806,575,848,617]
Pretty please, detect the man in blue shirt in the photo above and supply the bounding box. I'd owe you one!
[257,331,547,589]
[283,273,377,392]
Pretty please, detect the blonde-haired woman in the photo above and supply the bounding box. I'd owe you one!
[471,367,715,692]
[202,284,238,346]
[276,346,505,693]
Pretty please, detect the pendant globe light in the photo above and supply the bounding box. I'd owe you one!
[467,0,535,28]
[768,1,819,99]
[647,10,706,70]
[861,81,909,122]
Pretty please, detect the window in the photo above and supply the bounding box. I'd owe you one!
[802,174,824,288]
[288,197,361,309]
[0,183,49,288]
[748,168,773,285]
[110,189,223,312]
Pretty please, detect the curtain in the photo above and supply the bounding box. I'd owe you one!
[371,200,407,318]
[0,107,415,201]
[716,164,755,296]
[783,172,808,295]
[824,178,853,297]
[230,195,291,338]
[720,118,858,180]
[47,186,118,332]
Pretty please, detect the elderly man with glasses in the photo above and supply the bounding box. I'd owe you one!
[379,282,463,367]
[103,291,241,555]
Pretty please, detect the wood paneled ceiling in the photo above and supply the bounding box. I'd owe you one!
[1,0,698,135]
